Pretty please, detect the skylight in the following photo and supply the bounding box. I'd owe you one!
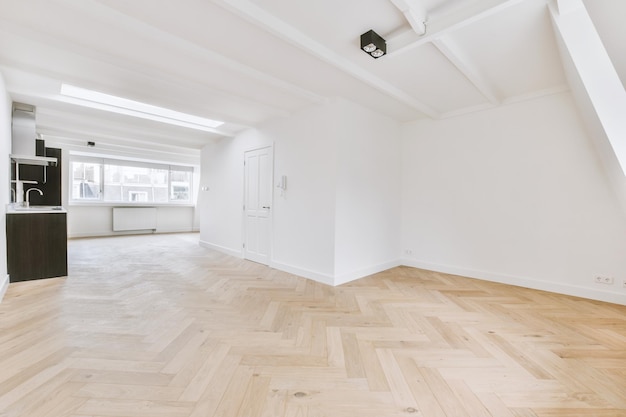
[60,84,224,132]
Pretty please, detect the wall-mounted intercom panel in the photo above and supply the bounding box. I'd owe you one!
[277,175,287,191]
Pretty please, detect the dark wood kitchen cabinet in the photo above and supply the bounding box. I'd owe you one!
[6,212,68,282]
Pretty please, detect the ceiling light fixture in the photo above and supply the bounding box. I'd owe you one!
[60,84,224,132]
[360,30,386,59]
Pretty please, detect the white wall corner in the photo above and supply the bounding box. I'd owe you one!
[1,72,11,296]
[270,261,335,287]
[271,258,402,287]
[0,274,9,303]
[333,259,402,286]
[402,258,626,306]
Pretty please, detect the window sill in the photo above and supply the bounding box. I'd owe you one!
[68,202,195,208]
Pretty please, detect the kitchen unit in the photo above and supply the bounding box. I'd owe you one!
[6,206,67,282]
[6,102,67,282]
[16,145,62,206]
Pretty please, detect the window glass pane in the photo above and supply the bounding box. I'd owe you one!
[170,168,192,202]
[71,161,101,200]
[102,164,122,202]
[103,164,169,203]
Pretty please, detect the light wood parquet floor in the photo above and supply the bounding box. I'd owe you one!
[0,233,625,417]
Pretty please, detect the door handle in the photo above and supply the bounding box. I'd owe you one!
[262,206,270,209]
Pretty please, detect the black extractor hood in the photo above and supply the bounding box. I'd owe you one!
[10,103,57,166]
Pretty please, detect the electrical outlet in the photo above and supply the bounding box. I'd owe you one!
[404,249,413,256]
[622,279,626,288]
[594,276,614,285]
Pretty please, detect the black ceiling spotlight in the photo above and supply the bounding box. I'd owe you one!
[360,29,386,59]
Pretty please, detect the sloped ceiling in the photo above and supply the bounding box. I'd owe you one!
[0,0,621,155]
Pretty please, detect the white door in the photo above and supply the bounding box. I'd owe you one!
[244,146,272,265]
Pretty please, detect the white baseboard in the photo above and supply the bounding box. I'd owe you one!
[69,228,195,239]
[154,228,196,235]
[0,274,9,303]
[269,259,401,287]
[402,258,626,306]
[270,261,335,286]
[199,240,243,259]
[334,259,402,286]
[69,230,148,239]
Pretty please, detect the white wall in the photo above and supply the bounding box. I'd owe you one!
[401,92,626,304]
[267,104,338,281]
[61,149,198,239]
[199,128,273,257]
[199,90,626,304]
[333,99,401,283]
[66,205,195,238]
[0,72,11,301]
[199,99,402,285]
[199,104,338,280]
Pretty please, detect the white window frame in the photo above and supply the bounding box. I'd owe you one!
[69,153,195,207]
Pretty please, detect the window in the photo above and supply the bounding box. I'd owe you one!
[70,155,194,205]
[71,161,101,200]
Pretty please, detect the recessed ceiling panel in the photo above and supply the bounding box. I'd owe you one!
[448,0,566,100]
[370,42,490,113]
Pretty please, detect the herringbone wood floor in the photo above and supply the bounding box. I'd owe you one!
[0,233,625,417]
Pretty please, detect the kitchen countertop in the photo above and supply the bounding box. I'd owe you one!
[6,204,67,214]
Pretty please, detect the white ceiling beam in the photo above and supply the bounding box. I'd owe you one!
[387,0,528,57]
[432,36,500,104]
[212,0,440,118]
[554,0,584,15]
[43,133,202,164]
[389,0,428,35]
[37,108,217,146]
[439,102,497,119]
[41,128,205,154]
[500,84,569,106]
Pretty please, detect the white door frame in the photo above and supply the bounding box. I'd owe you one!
[242,145,273,265]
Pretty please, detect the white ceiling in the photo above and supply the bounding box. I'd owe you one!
[0,0,624,156]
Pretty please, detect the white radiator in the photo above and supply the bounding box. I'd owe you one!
[113,207,157,231]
